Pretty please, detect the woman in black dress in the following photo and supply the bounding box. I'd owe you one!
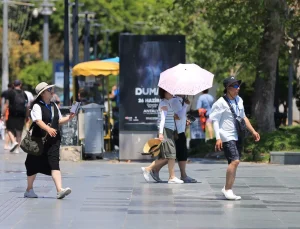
[24,82,75,199]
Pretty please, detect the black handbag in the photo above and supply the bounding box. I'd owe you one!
[20,106,54,156]
[223,96,248,138]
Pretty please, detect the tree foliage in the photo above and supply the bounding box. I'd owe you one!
[172,0,299,131]
[1,0,300,132]
[0,29,41,85]
[18,61,53,91]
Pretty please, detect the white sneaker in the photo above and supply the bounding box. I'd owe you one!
[57,187,72,199]
[10,142,18,152]
[141,167,150,182]
[24,189,38,198]
[13,148,20,154]
[222,187,241,200]
[168,177,184,184]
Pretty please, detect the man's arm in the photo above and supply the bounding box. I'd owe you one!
[210,102,223,151]
[244,116,260,141]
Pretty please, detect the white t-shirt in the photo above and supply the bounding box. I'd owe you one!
[170,97,188,134]
[24,91,34,106]
[31,103,62,122]
[209,96,245,142]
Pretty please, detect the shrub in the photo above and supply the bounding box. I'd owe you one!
[243,126,300,162]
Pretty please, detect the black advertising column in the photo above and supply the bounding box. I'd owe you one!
[119,35,186,160]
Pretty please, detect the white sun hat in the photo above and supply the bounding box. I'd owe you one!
[35,82,55,97]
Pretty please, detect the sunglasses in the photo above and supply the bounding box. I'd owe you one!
[229,84,240,89]
[46,88,53,92]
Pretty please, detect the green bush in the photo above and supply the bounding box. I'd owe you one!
[188,139,215,158]
[188,126,300,162]
[243,126,300,162]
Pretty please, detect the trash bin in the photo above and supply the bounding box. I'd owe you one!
[79,103,105,159]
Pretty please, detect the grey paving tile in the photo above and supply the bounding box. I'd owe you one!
[0,141,300,229]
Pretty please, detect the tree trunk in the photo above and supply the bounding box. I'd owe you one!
[252,0,287,132]
[294,35,300,79]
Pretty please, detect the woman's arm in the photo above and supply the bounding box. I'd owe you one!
[36,120,57,137]
[59,113,75,125]
[159,107,167,134]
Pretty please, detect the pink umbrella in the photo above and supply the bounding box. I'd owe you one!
[158,63,214,95]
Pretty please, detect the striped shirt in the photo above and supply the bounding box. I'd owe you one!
[157,99,175,131]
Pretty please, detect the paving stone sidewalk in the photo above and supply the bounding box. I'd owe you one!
[0,141,300,229]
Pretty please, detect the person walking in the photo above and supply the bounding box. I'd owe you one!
[142,88,183,184]
[1,83,13,150]
[209,76,260,200]
[24,82,76,199]
[3,80,29,154]
[142,95,197,183]
[196,89,214,139]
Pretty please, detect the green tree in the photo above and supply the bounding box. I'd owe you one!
[19,61,53,91]
[173,0,298,132]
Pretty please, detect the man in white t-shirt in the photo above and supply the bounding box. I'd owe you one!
[210,76,260,200]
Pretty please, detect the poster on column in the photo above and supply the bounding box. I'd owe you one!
[119,35,186,131]
[53,61,73,104]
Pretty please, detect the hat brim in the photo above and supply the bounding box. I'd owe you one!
[151,145,161,157]
[36,84,55,97]
[229,80,242,87]
[225,80,242,91]
[143,139,162,154]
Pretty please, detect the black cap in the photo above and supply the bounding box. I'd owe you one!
[13,79,22,86]
[223,76,241,88]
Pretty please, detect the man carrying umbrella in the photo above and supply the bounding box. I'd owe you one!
[209,76,260,200]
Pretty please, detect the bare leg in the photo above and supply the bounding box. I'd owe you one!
[51,170,62,192]
[206,122,214,139]
[26,174,37,191]
[225,160,240,190]
[145,161,156,171]
[145,159,168,173]
[15,130,22,150]
[178,161,187,178]
[168,159,176,179]
[7,131,16,143]
[4,131,11,148]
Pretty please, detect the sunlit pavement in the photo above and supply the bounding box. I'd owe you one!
[0,140,299,229]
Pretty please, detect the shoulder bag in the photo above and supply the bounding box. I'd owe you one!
[20,105,55,156]
[222,96,248,138]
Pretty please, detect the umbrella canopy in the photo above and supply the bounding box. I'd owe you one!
[72,61,119,77]
[101,57,119,63]
[158,63,214,95]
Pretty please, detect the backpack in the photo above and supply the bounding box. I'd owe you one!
[9,90,27,117]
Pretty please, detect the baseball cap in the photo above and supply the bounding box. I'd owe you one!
[13,79,22,86]
[223,76,242,88]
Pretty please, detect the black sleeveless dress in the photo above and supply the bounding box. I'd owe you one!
[25,101,61,176]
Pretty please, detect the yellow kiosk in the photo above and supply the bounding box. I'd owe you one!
[72,61,119,152]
